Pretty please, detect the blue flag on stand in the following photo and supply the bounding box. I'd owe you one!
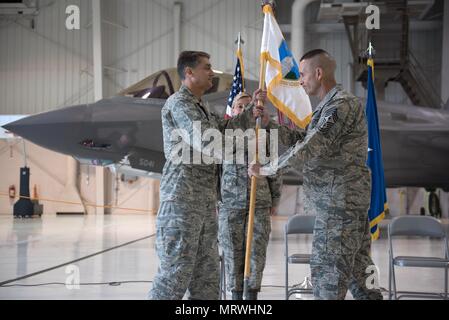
[366,58,388,240]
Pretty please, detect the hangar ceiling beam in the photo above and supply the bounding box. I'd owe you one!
[92,0,105,215]
[173,2,182,65]
[291,0,317,61]
[442,0,449,106]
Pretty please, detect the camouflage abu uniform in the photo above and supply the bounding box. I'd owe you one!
[218,133,282,297]
[262,85,383,300]
[149,85,257,300]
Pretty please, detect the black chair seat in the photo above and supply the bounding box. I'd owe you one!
[288,254,311,264]
[394,256,449,268]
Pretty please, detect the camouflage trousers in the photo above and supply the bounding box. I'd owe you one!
[310,213,383,300]
[149,201,220,300]
[218,207,271,292]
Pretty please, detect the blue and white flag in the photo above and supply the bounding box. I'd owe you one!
[260,5,312,128]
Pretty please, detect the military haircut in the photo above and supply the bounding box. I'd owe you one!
[300,49,337,78]
[177,51,210,80]
[299,49,329,62]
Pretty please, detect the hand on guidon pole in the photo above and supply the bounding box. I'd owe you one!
[252,88,267,105]
[248,162,262,179]
[252,89,269,126]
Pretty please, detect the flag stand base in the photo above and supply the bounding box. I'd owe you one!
[294,276,313,299]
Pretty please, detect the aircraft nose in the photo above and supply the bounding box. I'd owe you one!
[3,119,29,137]
[2,123,12,132]
[2,104,92,154]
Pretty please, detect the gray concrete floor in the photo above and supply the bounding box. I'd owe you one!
[0,214,447,300]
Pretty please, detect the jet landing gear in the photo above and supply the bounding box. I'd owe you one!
[426,188,442,219]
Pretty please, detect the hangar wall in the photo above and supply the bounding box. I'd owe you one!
[0,0,93,115]
[0,0,443,114]
[0,139,159,215]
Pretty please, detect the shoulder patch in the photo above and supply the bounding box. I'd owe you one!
[317,107,339,135]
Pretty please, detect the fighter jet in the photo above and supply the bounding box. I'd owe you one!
[3,68,449,191]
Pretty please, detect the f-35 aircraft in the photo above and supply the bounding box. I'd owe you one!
[3,68,449,191]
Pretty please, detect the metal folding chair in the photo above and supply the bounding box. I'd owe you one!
[388,216,449,300]
[284,215,316,300]
[219,251,227,300]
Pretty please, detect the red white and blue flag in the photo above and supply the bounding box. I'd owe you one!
[225,48,245,119]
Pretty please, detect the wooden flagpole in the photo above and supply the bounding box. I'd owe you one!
[243,0,271,300]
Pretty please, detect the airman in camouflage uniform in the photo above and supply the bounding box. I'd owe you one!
[218,92,282,300]
[149,51,264,300]
[249,49,383,300]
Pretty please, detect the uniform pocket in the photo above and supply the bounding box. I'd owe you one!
[312,218,327,253]
[325,216,343,255]
[156,227,186,259]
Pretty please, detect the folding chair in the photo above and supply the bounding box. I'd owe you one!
[388,216,449,300]
[219,251,227,300]
[284,215,316,300]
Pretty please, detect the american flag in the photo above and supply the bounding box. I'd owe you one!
[225,49,245,119]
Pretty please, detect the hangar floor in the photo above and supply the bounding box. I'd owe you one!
[0,214,447,300]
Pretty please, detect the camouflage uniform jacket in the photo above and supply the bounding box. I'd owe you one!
[159,85,257,210]
[219,137,282,210]
[263,85,371,218]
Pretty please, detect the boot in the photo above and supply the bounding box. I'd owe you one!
[245,289,258,300]
[232,290,243,300]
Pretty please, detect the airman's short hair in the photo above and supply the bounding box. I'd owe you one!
[177,51,210,80]
[300,49,329,62]
[300,49,337,77]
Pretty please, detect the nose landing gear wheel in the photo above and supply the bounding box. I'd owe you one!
[428,190,442,219]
